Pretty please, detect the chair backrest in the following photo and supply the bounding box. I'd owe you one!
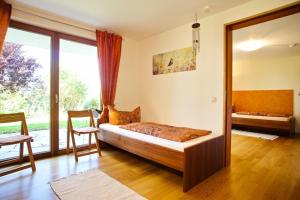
[67,110,95,131]
[0,112,29,135]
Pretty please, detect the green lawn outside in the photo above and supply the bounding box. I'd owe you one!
[0,120,91,134]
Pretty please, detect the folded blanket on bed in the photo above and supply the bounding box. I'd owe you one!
[235,111,290,117]
[119,122,211,142]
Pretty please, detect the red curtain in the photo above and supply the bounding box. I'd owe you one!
[0,0,11,54]
[96,30,122,124]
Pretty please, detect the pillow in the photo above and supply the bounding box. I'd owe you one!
[108,106,141,125]
[257,112,267,116]
[236,111,261,116]
[267,113,289,117]
[236,111,250,115]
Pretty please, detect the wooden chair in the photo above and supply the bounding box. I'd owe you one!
[0,113,36,176]
[66,110,102,162]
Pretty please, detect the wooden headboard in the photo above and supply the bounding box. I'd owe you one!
[232,90,294,116]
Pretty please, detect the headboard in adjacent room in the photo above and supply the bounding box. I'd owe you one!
[232,90,294,116]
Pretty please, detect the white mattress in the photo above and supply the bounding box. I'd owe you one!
[232,113,289,122]
[98,123,222,152]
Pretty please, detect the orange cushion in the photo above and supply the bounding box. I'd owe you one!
[108,106,141,125]
[236,111,263,116]
[267,113,289,117]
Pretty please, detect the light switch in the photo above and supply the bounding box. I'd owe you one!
[211,97,217,103]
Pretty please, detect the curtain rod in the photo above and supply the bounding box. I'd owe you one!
[12,7,96,34]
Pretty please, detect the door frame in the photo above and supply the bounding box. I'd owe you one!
[224,2,300,166]
[4,20,97,160]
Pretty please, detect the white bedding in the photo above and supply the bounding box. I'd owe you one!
[98,123,222,152]
[232,113,289,122]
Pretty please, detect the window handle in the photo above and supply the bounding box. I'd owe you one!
[55,94,58,104]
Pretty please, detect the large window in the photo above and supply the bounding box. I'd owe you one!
[0,21,100,161]
[0,28,51,160]
[59,39,100,149]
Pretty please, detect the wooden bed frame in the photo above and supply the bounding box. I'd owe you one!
[98,129,225,192]
[232,115,295,137]
[232,90,295,137]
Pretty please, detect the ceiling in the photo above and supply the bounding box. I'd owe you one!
[7,0,252,40]
[233,13,300,61]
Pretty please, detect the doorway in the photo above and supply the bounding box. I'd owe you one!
[224,3,300,166]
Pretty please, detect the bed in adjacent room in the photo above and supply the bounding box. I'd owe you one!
[232,90,295,137]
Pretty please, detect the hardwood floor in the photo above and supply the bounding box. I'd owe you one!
[0,134,300,200]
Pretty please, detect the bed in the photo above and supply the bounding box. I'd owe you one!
[98,123,225,192]
[232,113,295,136]
[232,90,295,137]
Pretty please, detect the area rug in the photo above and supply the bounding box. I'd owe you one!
[232,129,279,140]
[50,169,146,200]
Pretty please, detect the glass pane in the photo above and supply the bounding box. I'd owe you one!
[58,39,100,149]
[0,28,51,160]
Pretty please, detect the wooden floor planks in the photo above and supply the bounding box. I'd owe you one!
[0,134,299,200]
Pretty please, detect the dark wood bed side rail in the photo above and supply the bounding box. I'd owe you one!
[232,116,296,137]
[183,135,225,192]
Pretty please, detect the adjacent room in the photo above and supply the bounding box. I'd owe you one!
[232,13,300,140]
[0,0,299,200]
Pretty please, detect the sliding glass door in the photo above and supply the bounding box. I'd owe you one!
[58,38,100,150]
[0,21,100,163]
[0,27,51,160]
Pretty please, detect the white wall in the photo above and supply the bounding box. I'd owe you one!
[138,0,298,133]
[233,55,300,132]
[138,17,222,131]
[10,5,141,111]
[115,38,140,110]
